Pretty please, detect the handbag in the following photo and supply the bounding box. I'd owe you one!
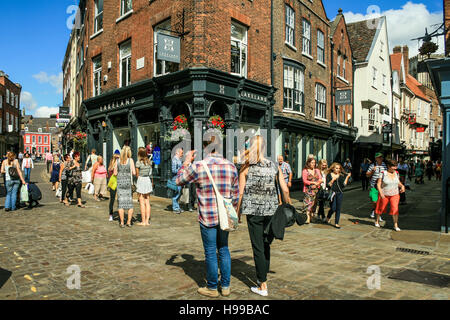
[85,183,95,195]
[167,179,179,192]
[108,175,117,191]
[201,161,238,232]
[276,173,307,227]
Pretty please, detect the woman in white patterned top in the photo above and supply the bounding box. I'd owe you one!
[375,159,406,231]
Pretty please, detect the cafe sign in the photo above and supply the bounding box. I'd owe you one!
[99,97,136,112]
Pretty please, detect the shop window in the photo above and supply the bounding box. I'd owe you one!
[113,128,131,153]
[231,21,248,78]
[93,55,102,97]
[120,40,131,87]
[283,64,304,113]
[154,19,180,77]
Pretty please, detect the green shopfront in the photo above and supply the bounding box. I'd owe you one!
[83,68,275,197]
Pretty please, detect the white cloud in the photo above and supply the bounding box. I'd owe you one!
[344,2,444,57]
[34,106,59,118]
[21,91,38,111]
[33,71,63,94]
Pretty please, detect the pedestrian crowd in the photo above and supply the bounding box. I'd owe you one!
[0,135,438,299]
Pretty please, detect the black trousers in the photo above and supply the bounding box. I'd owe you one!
[61,180,68,201]
[188,183,197,209]
[317,199,326,219]
[46,161,52,173]
[361,173,369,190]
[68,182,82,200]
[246,215,274,284]
[109,188,117,216]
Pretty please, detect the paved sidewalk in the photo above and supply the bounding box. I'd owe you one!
[0,164,449,300]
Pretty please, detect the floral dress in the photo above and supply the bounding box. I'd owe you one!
[303,169,321,213]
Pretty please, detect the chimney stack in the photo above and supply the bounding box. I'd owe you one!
[402,45,409,74]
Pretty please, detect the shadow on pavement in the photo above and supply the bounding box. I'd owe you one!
[166,254,258,288]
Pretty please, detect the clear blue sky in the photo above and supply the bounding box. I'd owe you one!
[0,1,444,117]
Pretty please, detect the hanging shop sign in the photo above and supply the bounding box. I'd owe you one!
[382,123,392,133]
[157,33,181,64]
[416,127,425,133]
[408,114,416,125]
[99,97,136,112]
[335,89,352,106]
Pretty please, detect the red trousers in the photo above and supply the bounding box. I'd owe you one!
[375,194,400,216]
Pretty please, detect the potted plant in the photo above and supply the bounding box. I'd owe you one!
[206,115,226,138]
[165,114,190,142]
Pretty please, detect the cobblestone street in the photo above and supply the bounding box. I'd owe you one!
[0,163,449,300]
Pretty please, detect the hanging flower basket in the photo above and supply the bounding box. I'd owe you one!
[70,131,87,152]
[206,115,226,138]
[164,114,190,142]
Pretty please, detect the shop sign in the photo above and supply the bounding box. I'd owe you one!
[157,33,181,63]
[240,91,268,103]
[335,90,352,106]
[416,127,425,133]
[382,124,392,133]
[59,107,70,116]
[99,97,136,112]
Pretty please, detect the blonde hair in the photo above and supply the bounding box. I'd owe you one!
[240,135,266,173]
[53,155,60,162]
[328,162,343,175]
[138,147,150,165]
[120,146,132,164]
[7,152,16,166]
[318,159,328,172]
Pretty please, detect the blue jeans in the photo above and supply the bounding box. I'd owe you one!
[327,192,344,225]
[199,223,231,290]
[172,185,182,211]
[5,180,20,210]
[24,168,31,183]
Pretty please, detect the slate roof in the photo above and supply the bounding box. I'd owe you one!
[24,118,58,133]
[346,18,379,63]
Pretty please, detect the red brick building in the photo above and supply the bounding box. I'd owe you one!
[22,117,57,155]
[0,71,22,155]
[63,0,275,196]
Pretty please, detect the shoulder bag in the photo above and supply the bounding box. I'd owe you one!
[201,161,238,232]
[8,166,20,180]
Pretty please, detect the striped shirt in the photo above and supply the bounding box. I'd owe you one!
[176,154,239,227]
[368,162,387,188]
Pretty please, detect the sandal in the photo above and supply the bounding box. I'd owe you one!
[126,224,132,228]
[78,204,85,208]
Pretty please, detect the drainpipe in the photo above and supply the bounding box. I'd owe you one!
[331,40,334,123]
[270,0,274,86]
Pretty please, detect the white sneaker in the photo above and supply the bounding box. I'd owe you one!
[379,216,384,222]
[370,211,375,219]
[375,223,381,228]
[394,227,401,232]
[251,287,268,297]
[109,215,113,222]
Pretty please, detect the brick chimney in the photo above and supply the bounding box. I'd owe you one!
[402,45,409,74]
[393,46,402,54]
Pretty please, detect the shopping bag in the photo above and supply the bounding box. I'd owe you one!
[82,170,92,183]
[20,185,29,203]
[85,183,95,195]
[55,185,62,198]
[108,175,117,191]
[180,187,189,204]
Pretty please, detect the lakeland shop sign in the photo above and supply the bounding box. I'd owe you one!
[99,97,136,112]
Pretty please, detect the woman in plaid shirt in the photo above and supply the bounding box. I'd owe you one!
[176,138,239,298]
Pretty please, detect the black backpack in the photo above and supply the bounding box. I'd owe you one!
[28,183,42,201]
[8,166,20,180]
